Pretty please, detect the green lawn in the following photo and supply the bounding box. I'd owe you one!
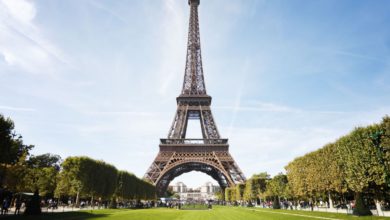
[1,206,387,220]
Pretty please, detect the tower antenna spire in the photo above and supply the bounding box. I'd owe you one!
[182,0,206,95]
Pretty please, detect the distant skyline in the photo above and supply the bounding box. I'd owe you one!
[1,0,389,188]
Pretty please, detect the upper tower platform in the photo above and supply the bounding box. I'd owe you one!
[188,0,200,6]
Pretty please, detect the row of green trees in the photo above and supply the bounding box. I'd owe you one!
[225,116,389,216]
[0,114,156,213]
[225,172,287,208]
[285,116,389,215]
[55,156,156,205]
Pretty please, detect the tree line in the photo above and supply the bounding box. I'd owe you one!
[0,114,156,214]
[224,116,389,216]
[55,156,156,205]
[2,112,389,216]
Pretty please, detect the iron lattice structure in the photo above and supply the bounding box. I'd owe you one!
[144,0,246,196]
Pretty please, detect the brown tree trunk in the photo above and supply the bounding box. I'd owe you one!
[374,199,384,216]
[75,191,80,207]
[328,192,334,209]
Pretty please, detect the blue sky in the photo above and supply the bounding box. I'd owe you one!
[0,0,389,188]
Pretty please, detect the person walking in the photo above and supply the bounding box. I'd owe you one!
[1,198,9,215]
[14,199,22,215]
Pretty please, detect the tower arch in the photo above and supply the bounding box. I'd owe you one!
[155,161,233,196]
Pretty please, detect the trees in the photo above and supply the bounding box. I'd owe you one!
[0,114,33,165]
[22,154,62,197]
[0,114,156,211]
[27,154,61,171]
[318,143,347,208]
[380,116,390,188]
[266,173,288,209]
[285,156,309,198]
[224,172,290,208]
[56,156,156,206]
[225,187,236,204]
[235,183,245,202]
[266,173,288,198]
[285,116,390,216]
[55,157,118,205]
[243,172,270,204]
[115,171,138,201]
[133,176,155,201]
[55,157,83,202]
[335,124,386,216]
[285,143,346,207]
[214,189,224,201]
[0,114,33,187]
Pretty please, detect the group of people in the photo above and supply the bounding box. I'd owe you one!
[1,198,23,215]
[46,199,58,209]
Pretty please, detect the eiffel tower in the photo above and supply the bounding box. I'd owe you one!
[144,0,246,196]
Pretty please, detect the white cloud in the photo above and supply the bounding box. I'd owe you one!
[0,105,36,112]
[86,111,159,117]
[217,101,301,113]
[157,0,187,96]
[88,0,127,23]
[0,0,66,74]
[224,106,390,177]
[2,0,36,25]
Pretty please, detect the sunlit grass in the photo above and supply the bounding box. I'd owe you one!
[2,206,387,220]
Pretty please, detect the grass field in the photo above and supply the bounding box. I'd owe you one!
[1,206,387,220]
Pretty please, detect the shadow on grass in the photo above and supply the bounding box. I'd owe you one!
[0,211,109,220]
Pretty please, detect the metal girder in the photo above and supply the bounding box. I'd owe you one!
[143,0,246,197]
[181,1,206,95]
